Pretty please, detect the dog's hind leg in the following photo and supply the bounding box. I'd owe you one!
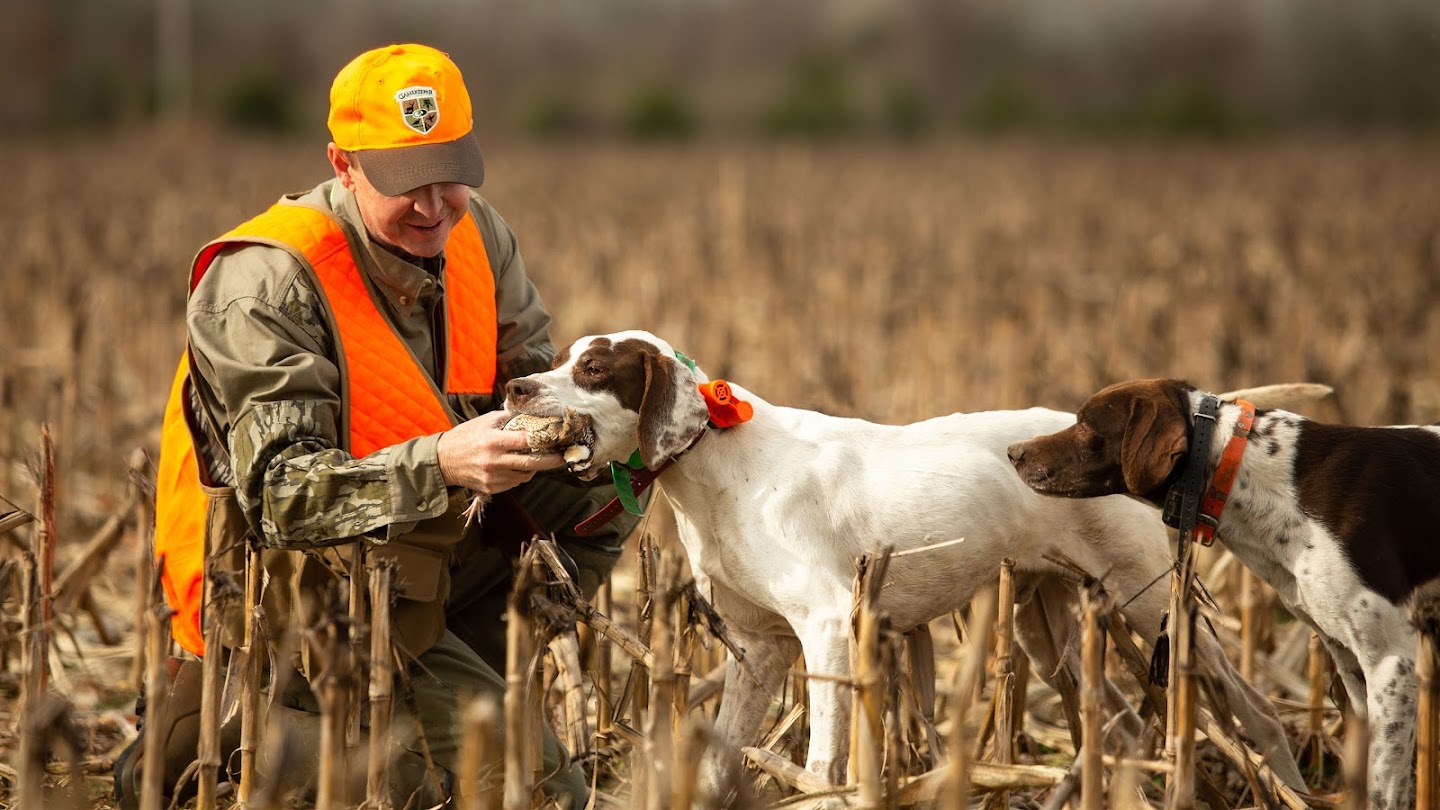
[700,627,801,803]
[1013,576,1143,751]
[1360,651,1417,810]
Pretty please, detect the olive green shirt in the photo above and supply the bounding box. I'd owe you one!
[187,179,555,550]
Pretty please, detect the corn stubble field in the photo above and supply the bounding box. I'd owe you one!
[1,131,1438,809]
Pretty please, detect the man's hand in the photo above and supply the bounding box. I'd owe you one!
[437,410,566,493]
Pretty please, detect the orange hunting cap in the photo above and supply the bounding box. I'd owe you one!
[328,44,485,196]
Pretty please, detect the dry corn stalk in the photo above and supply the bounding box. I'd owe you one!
[1165,602,1197,810]
[533,535,655,668]
[237,545,265,805]
[630,534,658,810]
[503,551,539,810]
[16,553,43,808]
[461,695,501,810]
[851,549,892,809]
[140,601,174,810]
[547,629,589,765]
[1417,604,1440,807]
[347,543,366,753]
[1342,710,1368,810]
[316,584,354,810]
[943,585,997,810]
[1079,586,1108,810]
[366,560,396,809]
[197,571,239,809]
[647,550,683,810]
[34,424,56,697]
[130,454,154,692]
[595,582,614,736]
[981,557,1018,810]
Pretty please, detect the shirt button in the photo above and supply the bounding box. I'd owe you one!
[416,497,429,511]
[399,295,412,306]
[421,278,435,289]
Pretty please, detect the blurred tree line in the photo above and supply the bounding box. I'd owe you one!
[3,0,1437,139]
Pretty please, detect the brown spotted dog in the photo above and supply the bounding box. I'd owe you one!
[1008,378,1440,810]
[506,334,1309,800]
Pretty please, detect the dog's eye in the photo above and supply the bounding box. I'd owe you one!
[579,361,606,378]
[1075,423,1104,455]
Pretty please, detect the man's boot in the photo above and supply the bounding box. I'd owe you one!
[114,657,239,809]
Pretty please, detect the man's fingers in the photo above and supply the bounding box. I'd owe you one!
[513,450,566,471]
[478,409,512,428]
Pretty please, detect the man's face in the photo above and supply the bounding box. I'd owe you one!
[327,144,469,258]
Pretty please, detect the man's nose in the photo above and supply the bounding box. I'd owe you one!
[411,184,444,217]
[506,378,539,402]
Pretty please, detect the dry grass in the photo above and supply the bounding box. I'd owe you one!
[1,130,1438,807]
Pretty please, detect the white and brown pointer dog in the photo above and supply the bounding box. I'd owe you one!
[505,334,1309,798]
[1008,377,1440,809]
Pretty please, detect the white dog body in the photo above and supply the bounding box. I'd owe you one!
[504,331,1305,794]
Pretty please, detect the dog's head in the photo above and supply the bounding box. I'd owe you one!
[504,331,711,476]
[1007,378,1195,502]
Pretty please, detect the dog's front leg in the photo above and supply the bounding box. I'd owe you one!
[798,614,853,786]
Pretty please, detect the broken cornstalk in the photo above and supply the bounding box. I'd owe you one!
[366,560,396,809]
[943,585,997,810]
[1080,586,1107,810]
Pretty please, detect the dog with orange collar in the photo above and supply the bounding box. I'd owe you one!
[1009,377,1440,810]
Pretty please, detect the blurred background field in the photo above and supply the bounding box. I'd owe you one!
[2,0,1439,806]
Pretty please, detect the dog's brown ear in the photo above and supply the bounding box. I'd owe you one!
[1119,394,1189,495]
[636,351,708,469]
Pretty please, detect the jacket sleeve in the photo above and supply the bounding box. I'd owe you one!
[187,244,449,549]
[473,196,556,390]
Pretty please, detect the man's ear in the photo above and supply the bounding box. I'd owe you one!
[327,143,357,192]
[1119,395,1189,495]
[636,351,707,469]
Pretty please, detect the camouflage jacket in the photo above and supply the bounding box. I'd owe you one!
[186,179,555,551]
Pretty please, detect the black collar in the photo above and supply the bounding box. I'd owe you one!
[1160,394,1220,547]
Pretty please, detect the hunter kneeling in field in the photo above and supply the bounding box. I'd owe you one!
[117,43,639,809]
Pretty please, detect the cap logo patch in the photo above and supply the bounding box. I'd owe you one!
[395,86,439,135]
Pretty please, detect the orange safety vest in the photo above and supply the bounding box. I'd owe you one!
[154,199,497,655]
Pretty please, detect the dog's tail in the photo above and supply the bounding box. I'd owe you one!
[1220,382,1338,419]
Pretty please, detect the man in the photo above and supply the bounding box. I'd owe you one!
[117,43,637,808]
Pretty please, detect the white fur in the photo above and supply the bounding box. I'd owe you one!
[510,333,1305,796]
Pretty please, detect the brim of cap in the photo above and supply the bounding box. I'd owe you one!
[352,131,485,196]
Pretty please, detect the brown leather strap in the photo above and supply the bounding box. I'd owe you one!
[572,428,709,537]
[573,463,669,537]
